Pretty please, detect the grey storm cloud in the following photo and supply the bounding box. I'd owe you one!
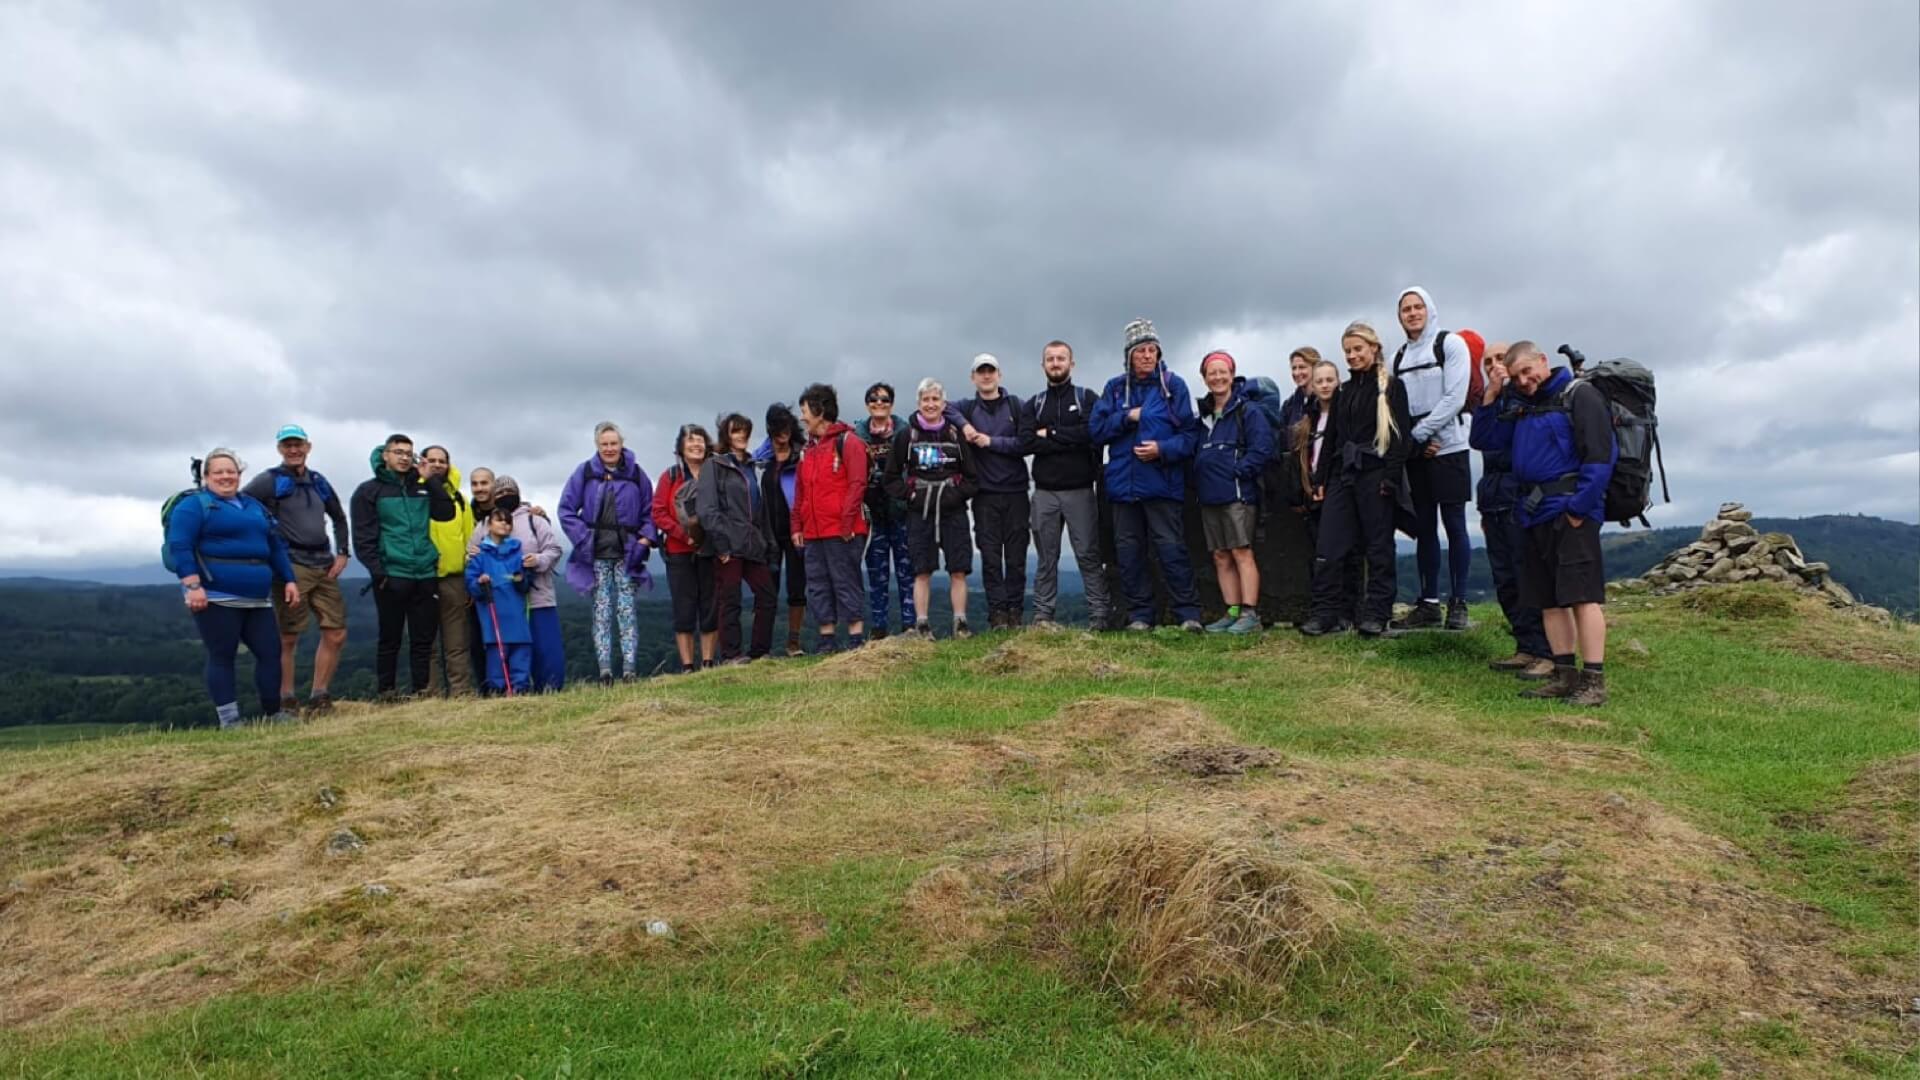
[0,0,1915,566]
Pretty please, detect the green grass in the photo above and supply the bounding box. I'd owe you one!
[2,592,1915,1077]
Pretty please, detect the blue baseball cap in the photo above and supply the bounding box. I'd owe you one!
[274,424,310,443]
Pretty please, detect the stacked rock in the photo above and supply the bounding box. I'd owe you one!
[1623,503,1889,620]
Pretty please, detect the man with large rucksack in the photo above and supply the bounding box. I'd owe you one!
[1482,342,1617,707]
[242,424,350,714]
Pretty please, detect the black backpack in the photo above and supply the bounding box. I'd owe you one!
[1519,359,1670,527]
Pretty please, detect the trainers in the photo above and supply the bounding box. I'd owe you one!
[1204,614,1236,633]
[1226,612,1262,635]
[785,637,805,658]
[1392,600,1444,631]
[1126,620,1152,632]
[1567,669,1608,707]
[1515,657,1557,681]
[1445,599,1470,632]
[1298,617,1334,637]
[953,618,973,639]
[1520,666,1578,699]
[1180,619,1204,633]
[1355,619,1387,638]
[1489,651,1540,672]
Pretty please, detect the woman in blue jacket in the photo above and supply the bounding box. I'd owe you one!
[1192,351,1273,634]
[164,449,300,729]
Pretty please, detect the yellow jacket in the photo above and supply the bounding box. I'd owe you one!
[429,463,476,576]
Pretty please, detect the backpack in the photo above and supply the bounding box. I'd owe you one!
[1393,330,1484,417]
[1236,376,1286,451]
[670,465,704,547]
[160,459,210,576]
[270,466,335,506]
[1515,359,1670,528]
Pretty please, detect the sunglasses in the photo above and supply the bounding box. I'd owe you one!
[867,396,892,405]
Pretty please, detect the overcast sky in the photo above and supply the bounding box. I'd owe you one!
[3,0,1915,569]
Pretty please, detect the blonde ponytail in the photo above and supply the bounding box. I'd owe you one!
[1340,321,1399,456]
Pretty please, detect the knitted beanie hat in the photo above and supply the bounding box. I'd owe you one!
[1122,317,1160,360]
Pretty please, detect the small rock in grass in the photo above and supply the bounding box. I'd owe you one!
[362,883,391,899]
[646,919,674,938]
[1626,638,1650,656]
[326,828,364,856]
[317,786,340,809]
[213,833,237,848]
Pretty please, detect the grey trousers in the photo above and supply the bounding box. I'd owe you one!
[1030,486,1111,622]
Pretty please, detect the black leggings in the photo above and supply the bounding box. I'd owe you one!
[1310,472,1397,624]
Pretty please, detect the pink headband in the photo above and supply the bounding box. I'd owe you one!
[1200,351,1236,377]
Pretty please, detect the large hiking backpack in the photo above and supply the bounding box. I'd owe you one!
[1515,358,1670,527]
[1574,358,1668,527]
[1238,376,1287,446]
[159,458,210,576]
[1392,330,1484,417]
[670,465,705,548]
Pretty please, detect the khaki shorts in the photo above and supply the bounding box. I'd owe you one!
[275,563,348,634]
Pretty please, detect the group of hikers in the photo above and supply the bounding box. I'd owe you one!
[164,285,1630,729]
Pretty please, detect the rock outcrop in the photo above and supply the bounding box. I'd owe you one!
[1615,503,1893,622]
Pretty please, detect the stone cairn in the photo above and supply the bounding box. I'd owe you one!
[1620,502,1892,621]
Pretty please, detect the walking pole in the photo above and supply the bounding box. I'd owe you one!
[485,600,514,697]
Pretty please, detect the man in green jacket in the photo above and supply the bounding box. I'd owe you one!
[350,434,456,697]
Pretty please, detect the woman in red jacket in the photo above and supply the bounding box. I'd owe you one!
[791,383,870,653]
[651,425,716,673]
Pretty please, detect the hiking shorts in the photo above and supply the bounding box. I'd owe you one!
[907,505,973,576]
[1201,502,1258,552]
[1520,513,1606,609]
[274,563,347,634]
[1406,449,1472,507]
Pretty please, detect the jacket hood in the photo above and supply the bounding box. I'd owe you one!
[480,535,523,556]
[1399,285,1439,349]
[368,445,408,483]
[753,436,800,466]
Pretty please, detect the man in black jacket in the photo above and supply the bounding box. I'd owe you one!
[1025,341,1111,629]
[958,354,1034,629]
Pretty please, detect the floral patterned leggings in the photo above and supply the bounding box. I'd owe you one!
[591,559,639,677]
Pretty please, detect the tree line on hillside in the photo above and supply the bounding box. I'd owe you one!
[0,514,1909,732]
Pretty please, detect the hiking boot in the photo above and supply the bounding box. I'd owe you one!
[1515,657,1557,681]
[1489,651,1540,672]
[1126,620,1152,632]
[1567,669,1608,707]
[953,618,973,639]
[1204,613,1236,633]
[1226,612,1262,635]
[1298,617,1335,637]
[1520,666,1578,699]
[914,620,933,639]
[1180,619,1205,633]
[279,696,301,716]
[306,693,334,715]
[815,637,839,655]
[1391,600,1444,631]
[1355,619,1387,638]
[598,673,615,689]
[1445,599,1470,632]
[871,627,888,642]
[785,635,804,658]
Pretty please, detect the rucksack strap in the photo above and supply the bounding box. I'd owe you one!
[1393,330,1450,376]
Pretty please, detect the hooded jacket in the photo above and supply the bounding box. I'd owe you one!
[1089,356,1197,503]
[557,448,657,595]
[1469,383,1528,514]
[791,421,870,541]
[1192,378,1276,507]
[466,535,533,645]
[1392,285,1473,456]
[1027,380,1101,491]
[956,391,1033,495]
[695,451,774,564]
[350,446,455,582]
[468,498,563,609]
[428,462,475,577]
[1474,367,1616,528]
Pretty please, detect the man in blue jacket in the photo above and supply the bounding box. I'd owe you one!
[1467,340,1553,681]
[958,354,1034,629]
[1089,318,1202,632]
[1480,341,1616,706]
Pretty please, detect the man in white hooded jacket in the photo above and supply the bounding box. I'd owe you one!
[1391,286,1474,631]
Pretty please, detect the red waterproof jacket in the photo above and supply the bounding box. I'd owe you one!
[650,463,700,556]
[791,422,870,541]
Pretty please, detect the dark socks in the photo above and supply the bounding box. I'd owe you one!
[1584,661,1605,674]
[1553,653,1576,670]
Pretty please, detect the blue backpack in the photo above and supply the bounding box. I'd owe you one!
[1237,376,1286,450]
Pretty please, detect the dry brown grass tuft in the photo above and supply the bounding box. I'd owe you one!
[1830,753,1918,863]
[1036,817,1345,1006]
[968,632,1140,681]
[781,633,933,681]
[902,864,1002,949]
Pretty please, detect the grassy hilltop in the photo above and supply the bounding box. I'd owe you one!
[1,586,1915,1078]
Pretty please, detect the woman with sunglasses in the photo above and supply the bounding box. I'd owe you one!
[854,382,915,638]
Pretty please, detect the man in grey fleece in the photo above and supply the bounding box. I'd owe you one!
[242,424,351,713]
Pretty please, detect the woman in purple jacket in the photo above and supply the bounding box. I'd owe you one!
[558,421,657,684]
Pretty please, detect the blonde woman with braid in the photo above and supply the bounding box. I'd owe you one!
[1299,322,1413,638]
